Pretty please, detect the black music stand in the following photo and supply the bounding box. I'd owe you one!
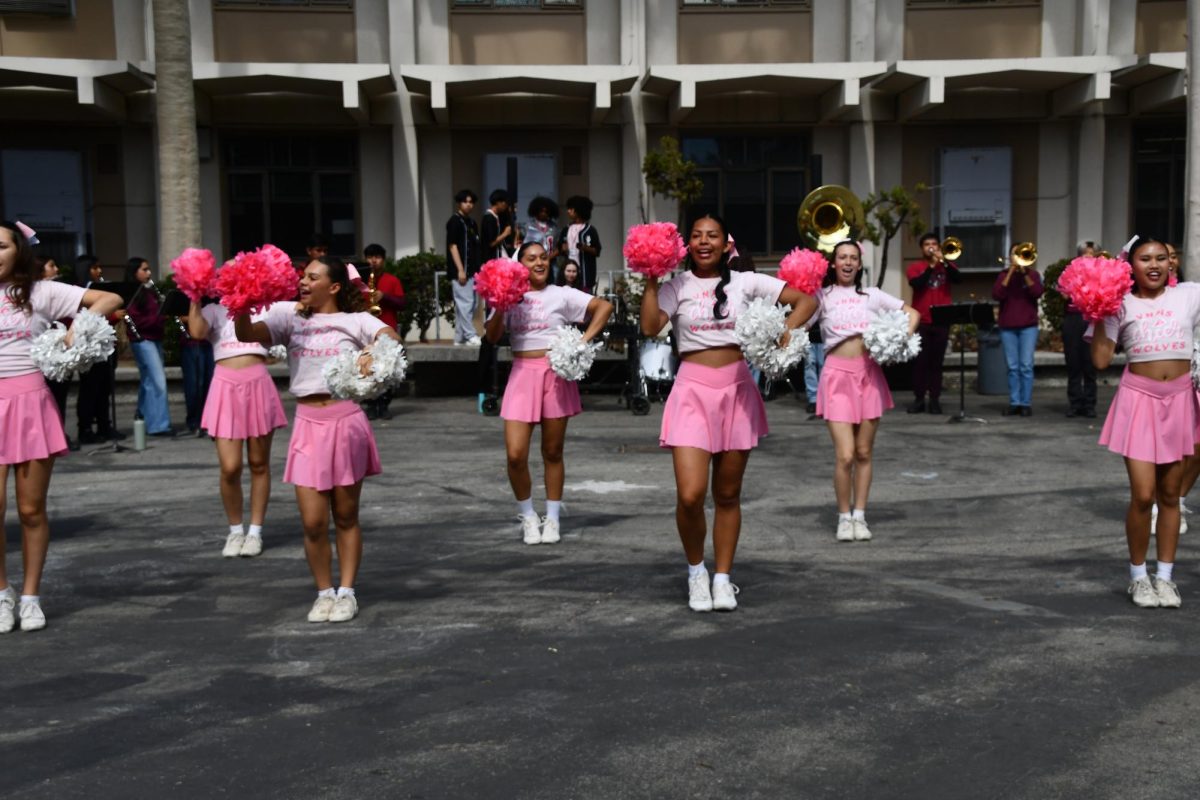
[931,302,995,425]
[159,288,191,317]
[88,281,139,455]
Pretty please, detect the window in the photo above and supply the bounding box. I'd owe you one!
[0,0,73,14]
[213,0,352,9]
[452,0,582,9]
[680,0,809,7]
[681,134,812,256]
[1132,124,1185,249]
[905,0,1038,7]
[225,135,358,258]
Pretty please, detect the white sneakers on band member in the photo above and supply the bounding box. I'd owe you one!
[1155,577,1182,608]
[712,581,739,611]
[19,600,45,631]
[1129,576,1160,608]
[835,518,855,542]
[239,534,263,557]
[853,518,872,541]
[329,594,358,622]
[541,517,561,544]
[1182,516,1189,535]
[688,573,713,612]
[466,336,482,346]
[307,595,336,622]
[520,514,542,545]
[222,532,246,558]
[1149,504,1187,536]
[0,588,15,634]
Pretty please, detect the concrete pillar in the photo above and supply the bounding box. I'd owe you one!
[1037,121,1073,263]
[812,0,848,63]
[1102,118,1132,251]
[123,127,158,265]
[645,0,676,64]
[588,127,623,291]
[359,128,394,253]
[1073,109,1106,249]
[1040,0,1077,57]
[198,132,222,258]
[848,0,875,62]
[1107,0,1137,56]
[586,0,620,65]
[847,120,877,280]
[188,0,213,63]
[621,92,648,231]
[113,0,148,62]
[1077,0,1110,56]
[417,129,452,252]
[1186,0,1200,262]
[416,0,449,65]
[389,0,421,256]
[356,0,388,63]
[873,0,904,63]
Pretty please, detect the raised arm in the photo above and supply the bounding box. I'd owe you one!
[640,277,669,337]
[580,296,614,343]
[80,287,122,318]
[1090,318,1116,371]
[187,301,210,340]
[484,307,506,344]
[778,286,818,330]
[234,313,272,346]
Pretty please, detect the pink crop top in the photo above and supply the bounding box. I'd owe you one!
[815,285,905,350]
[0,280,87,378]
[263,306,389,397]
[1088,283,1200,363]
[503,285,593,351]
[657,270,786,354]
[201,302,270,362]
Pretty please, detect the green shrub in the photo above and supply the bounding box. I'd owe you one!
[1040,257,1071,333]
[390,250,455,342]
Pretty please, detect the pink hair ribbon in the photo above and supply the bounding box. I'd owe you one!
[15,221,39,245]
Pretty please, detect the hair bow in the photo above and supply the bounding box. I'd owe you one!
[15,221,39,245]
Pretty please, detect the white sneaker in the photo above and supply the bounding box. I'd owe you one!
[19,599,45,631]
[239,534,263,557]
[520,514,542,545]
[853,518,873,541]
[688,572,713,612]
[0,588,15,634]
[1149,504,1187,535]
[307,595,336,622]
[540,517,561,544]
[222,532,246,557]
[1181,516,1189,535]
[1155,577,1182,608]
[466,336,482,346]
[835,517,855,542]
[1129,576,1160,608]
[329,594,358,623]
[712,581,739,611]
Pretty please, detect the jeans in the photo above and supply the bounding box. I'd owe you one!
[130,339,172,433]
[180,342,215,431]
[452,277,478,343]
[803,341,825,403]
[1061,311,1097,412]
[1000,325,1038,408]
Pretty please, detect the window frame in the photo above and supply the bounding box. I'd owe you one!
[0,0,74,15]
[451,0,584,10]
[213,0,353,11]
[678,0,810,10]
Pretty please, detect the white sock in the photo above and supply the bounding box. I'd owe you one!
[838,512,852,522]
[1130,563,1148,581]
[852,509,866,521]
[318,588,336,599]
[229,524,244,536]
[517,497,535,517]
[336,586,355,598]
[247,524,263,539]
[545,500,562,521]
[687,561,707,579]
[20,594,38,605]
[1181,499,1189,515]
[1157,562,1175,582]
[712,573,731,587]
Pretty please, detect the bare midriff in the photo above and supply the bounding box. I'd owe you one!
[296,393,336,406]
[1129,359,1190,382]
[826,337,867,359]
[215,354,267,370]
[681,344,742,368]
[513,350,547,359]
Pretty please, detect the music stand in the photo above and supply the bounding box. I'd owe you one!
[88,281,139,455]
[159,288,191,317]
[931,302,995,425]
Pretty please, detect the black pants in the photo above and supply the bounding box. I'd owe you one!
[48,377,70,423]
[1062,311,1097,412]
[77,355,115,434]
[911,323,950,400]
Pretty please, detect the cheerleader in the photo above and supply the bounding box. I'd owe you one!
[815,241,920,543]
[234,257,399,623]
[0,221,121,632]
[188,298,288,558]
[641,214,817,612]
[484,241,613,545]
[1090,237,1200,608]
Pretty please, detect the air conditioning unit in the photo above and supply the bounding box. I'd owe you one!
[939,146,1012,272]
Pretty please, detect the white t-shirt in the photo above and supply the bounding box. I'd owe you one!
[657,270,786,354]
[815,285,905,350]
[0,281,87,378]
[503,285,593,351]
[200,302,270,362]
[1088,282,1200,363]
[263,306,389,397]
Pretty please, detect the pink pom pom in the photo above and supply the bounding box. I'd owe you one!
[622,222,688,278]
[474,258,530,311]
[1170,271,1179,287]
[170,248,216,303]
[778,248,828,295]
[1057,256,1133,322]
[214,243,299,319]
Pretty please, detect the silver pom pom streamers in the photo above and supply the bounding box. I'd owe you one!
[547,326,601,382]
[734,297,810,379]
[1191,337,1200,390]
[30,309,117,382]
[268,344,288,361]
[863,309,921,366]
[322,335,409,401]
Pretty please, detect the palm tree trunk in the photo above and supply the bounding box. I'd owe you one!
[152,0,201,274]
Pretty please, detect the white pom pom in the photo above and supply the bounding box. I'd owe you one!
[268,344,288,361]
[1192,338,1200,390]
[547,326,600,382]
[322,336,408,401]
[734,297,810,379]
[863,309,921,366]
[30,309,116,381]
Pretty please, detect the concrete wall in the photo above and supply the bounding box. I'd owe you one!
[904,5,1042,60]
[676,11,813,64]
[212,8,356,63]
[449,11,586,65]
[0,0,117,59]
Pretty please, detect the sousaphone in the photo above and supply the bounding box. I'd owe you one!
[797,185,865,253]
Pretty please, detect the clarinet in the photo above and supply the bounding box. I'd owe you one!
[148,279,191,338]
[124,282,146,342]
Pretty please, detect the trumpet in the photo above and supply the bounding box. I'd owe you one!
[998,242,1037,269]
[940,236,963,262]
[367,270,382,317]
[797,185,865,254]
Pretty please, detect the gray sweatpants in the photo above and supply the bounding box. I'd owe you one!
[452,277,478,343]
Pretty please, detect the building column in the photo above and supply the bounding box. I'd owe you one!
[1037,121,1072,262]
[587,0,620,65]
[848,0,875,62]
[1074,108,1106,250]
[812,0,848,62]
[417,129,452,252]
[416,0,449,65]
[1102,118,1132,252]
[587,127,622,292]
[1040,0,1077,57]
[847,120,877,282]
[123,127,158,264]
[360,128,394,252]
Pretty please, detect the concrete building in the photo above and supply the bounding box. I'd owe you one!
[0,0,1187,299]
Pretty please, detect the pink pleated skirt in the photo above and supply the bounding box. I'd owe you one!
[0,372,69,465]
[201,362,288,440]
[1100,369,1197,464]
[660,360,767,453]
[500,356,582,423]
[817,354,893,424]
[284,400,381,491]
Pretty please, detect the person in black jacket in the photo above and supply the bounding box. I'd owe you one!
[446,189,482,346]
